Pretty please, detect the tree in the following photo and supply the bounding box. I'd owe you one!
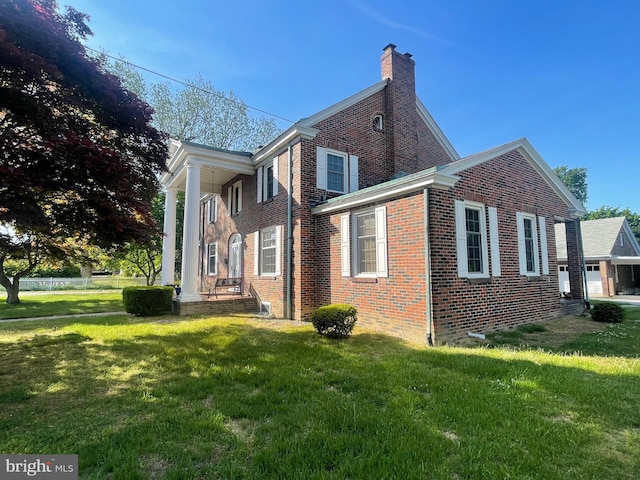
[0,0,168,303]
[108,59,280,151]
[583,206,640,243]
[554,166,588,205]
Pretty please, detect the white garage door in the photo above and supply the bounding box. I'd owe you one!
[558,265,603,295]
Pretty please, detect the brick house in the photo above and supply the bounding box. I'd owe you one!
[160,44,587,344]
[556,217,640,297]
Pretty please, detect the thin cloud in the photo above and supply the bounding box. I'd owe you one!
[350,0,455,46]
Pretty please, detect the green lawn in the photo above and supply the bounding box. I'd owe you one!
[0,307,639,479]
[0,291,124,319]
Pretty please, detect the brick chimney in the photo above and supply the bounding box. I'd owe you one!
[381,43,420,176]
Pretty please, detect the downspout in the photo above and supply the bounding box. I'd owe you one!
[286,144,293,319]
[575,218,590,310]
[424,188,434,346]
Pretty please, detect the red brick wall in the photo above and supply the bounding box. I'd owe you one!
[428,149,574,342]
[314,193,428,343]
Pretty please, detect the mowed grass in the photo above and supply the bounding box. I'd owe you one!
[0,291,124,319]
[0,308,639,479]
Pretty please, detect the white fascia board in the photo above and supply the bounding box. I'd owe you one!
[416,98,460,161]
[611,256,640,265]
[298,80,388,128]
[311,172,459,215]
[622,222,640,255]
[251,125,320,165]
[439,138,587,218]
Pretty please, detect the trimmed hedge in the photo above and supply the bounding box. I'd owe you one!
[122,286,173,316]
[311,304,357,338]
[592,302,625,323]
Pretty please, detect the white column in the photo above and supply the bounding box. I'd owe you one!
[179,162,203,302]
[160,187,177,286]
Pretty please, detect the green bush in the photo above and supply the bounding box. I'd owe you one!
[311,304,357,338]
[122,286,173,316]
[592,302,625,323]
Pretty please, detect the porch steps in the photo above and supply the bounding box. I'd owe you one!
[172,296,258,316]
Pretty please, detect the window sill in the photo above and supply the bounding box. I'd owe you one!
[466,277,491,285]
[351,277,378,284]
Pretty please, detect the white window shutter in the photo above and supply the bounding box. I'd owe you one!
[349,155,359,193]
[257,166,263,203]
[237,182,243,212]
[254,231,259,275]
[539,216,549,274]
[455,200,468,277]
[316,146,327,190]
[275,225,282,276]
[488,207,501,276]
[516,212,527,275]
[213,196,218,222]
[340,214,350,277]
[375,206,388,278]
[227,186,232,215]
[272,158,279,196]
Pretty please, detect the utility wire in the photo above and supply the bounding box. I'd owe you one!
[86,46,298,125]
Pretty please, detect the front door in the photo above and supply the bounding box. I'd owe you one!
[229,234,242,278]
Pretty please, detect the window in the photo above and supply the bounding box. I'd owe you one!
[620,233,625,247]
[373,114,383,130]
[207,242,218,276]
[316,146,358,194]
[227,180,242,215]
[208,196,217,224]
[254,226,282,276]
[257,159,278,203]
[516,213,549,276]
[340,207,387,278]
[455,200,495,278]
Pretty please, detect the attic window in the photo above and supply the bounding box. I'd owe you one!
[373,114,383,130]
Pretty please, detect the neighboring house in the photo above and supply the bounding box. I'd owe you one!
[556,217,640,296]
[160,44,587,344]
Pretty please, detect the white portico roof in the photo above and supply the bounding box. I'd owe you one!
[160,140,255,195]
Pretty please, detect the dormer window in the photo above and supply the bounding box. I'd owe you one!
[373,114,384,130]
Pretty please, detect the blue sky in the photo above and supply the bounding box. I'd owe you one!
[71,0,639,212]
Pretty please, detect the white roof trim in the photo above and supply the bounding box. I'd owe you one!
[251,125,319,164]
[311,171,459,215]
[439,138,586,217]
[622,221,640,255]
[416,97,460,161]
[611,256,640,265]
[298,79,388,127]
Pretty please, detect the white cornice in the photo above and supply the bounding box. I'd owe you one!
[416,98,460,161]
[438,138,587,218]
[298,80,388,128]
[251,125,319,164]
[311,171,459,215]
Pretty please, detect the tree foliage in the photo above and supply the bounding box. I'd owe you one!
[108,59,280,151]
[554,166,588,205]
[0,0,168,303]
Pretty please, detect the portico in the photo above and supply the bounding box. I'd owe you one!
[160,139,254,302]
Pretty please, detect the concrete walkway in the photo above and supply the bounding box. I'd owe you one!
[0,311,127,324]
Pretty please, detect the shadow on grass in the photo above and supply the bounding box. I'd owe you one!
[0,317,638,479]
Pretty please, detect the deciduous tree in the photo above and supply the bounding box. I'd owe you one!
[0,0,168,303]
[554,166,588,205]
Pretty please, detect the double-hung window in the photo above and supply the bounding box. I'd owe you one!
[257,159,278,203]
[254,225,282,276]
[227,180,242,215]
[455,200,500,278]
[340,207,388,278]
[316,146,359,194]
[207,242,218,276]
[516,212,549,276]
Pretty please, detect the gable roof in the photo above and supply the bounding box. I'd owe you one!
[438,137,586,217]
[555,217,640,260]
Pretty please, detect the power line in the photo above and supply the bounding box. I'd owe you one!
[86,46,297,125]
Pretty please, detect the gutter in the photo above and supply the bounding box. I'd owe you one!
[286,144,293,319]
[424,188,434,346]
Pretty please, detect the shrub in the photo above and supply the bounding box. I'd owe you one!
[592,302,625,323]
[311,304,357,338]
[122,286,173,316]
